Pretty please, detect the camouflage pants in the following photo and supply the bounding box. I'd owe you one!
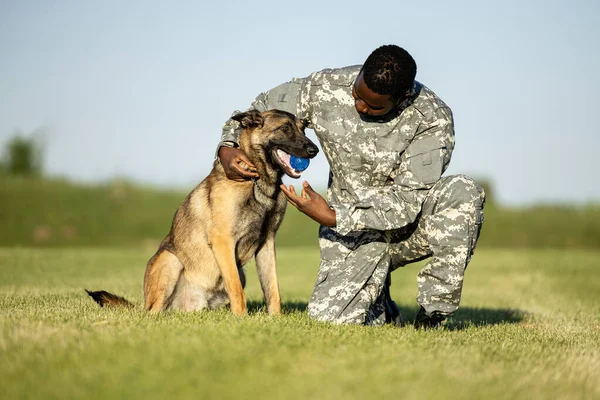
[307,175,486,325]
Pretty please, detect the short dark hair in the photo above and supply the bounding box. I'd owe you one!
[362,45,417,99]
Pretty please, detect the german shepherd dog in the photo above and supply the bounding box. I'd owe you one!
[86,109,319,315]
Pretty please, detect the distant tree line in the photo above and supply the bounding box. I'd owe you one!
[0,131,44,176]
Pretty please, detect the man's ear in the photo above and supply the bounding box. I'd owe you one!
[232,110,264,129]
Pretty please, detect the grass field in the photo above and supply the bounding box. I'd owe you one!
[1,247,599,399]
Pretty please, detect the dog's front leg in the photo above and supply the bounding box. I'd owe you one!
[211,235,247,316]
[255,236,281,315]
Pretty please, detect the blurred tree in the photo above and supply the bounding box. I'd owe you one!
[1,131,45,176]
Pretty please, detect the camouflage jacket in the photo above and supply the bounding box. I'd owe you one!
[220,65,455,236]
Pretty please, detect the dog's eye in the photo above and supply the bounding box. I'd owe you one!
[281,124,291,133]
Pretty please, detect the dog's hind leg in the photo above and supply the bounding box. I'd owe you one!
[143,249,184,312]
[255,236,281,315]
[211,235,247,316]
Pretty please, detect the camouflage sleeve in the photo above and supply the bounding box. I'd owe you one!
[333,118,454,235]
[217,77,312,153]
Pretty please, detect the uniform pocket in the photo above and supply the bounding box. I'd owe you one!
[404,136,447,185]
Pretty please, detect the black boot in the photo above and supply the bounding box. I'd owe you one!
[414,306,445,330]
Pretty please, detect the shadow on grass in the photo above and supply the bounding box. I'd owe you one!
[389,305,527,330]
[433,307,527,330]
[248,300,527,329]
[246,300,308,314]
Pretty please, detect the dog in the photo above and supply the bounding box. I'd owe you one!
[86,109,319,316]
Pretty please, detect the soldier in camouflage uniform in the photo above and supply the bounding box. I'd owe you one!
[217,45,485,328]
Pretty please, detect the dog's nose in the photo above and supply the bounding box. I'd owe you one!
[307,145,319,157]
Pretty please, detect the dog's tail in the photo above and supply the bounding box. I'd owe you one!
[85,289,135,308]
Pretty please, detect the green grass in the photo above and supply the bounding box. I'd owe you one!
[2,175,600,249]
[1,247,599,399]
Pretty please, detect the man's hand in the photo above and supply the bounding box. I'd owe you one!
[218,146,259,181]
[280,181,336,227]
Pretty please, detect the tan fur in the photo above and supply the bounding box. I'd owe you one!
[86,110,318,316]
[143,249,183,311]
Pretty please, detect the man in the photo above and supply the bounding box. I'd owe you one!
[217,45,485,329]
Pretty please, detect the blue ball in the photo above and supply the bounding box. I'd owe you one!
[289,155,310,171]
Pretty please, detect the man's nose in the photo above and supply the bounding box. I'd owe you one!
[355,99,368,114]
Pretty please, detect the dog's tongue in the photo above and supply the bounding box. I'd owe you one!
[277,149,292,168]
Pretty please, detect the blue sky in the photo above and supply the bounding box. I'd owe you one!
[1,0,598,206]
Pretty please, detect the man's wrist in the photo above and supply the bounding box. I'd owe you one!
[311,208,336,227]
[215,141,238,159]
[326,208,336,227]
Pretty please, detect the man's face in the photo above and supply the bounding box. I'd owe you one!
[351,71,398,118]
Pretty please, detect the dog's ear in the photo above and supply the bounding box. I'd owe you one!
[299,118,310,131]
[232,110,264,129]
